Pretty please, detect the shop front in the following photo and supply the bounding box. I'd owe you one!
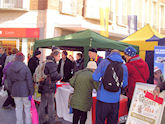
[0,28,40,64]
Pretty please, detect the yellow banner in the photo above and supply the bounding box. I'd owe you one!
[100,4,109,37]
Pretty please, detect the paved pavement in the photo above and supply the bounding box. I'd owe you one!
[0,94,71,124]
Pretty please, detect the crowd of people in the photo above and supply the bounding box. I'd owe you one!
[0,45,158,124]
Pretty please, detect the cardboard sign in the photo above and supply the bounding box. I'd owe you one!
[126,83,164,124]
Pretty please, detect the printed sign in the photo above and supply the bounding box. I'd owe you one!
[126,83,164,124]
[154,46,165,85]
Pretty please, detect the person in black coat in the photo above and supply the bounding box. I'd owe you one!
[58,50,73,82]
[28,50,41,76]
[0,47,6,87]
[38,51,61,124]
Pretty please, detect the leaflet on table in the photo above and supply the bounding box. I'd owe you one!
[126,83,164,124]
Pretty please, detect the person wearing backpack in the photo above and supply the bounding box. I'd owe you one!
[92,49,128,124]
[38,50,61,124]
[124,46,149,110]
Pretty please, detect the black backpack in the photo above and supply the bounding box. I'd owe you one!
[102,58,123,92]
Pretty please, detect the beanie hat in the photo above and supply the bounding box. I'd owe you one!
[88,48,97,53]
[34,50,41,56]
[124,46,137,57]
[86,61,97,70]
[154,66,161,72]
[16,52,25,61]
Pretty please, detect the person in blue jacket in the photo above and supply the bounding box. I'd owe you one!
[92,49,128,124]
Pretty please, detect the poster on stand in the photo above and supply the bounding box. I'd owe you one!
[154,46,165,85]
[126,83,164,124]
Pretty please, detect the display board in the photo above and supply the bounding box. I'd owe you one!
[126,83,164,124]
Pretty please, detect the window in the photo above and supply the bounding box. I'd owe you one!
[60,0,77,15]
[159,5,165,33]
[84,0,100,19]
[0,0,29,10]
[117,0,128,26]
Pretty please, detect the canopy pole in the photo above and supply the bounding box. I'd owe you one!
[84,47,89,67]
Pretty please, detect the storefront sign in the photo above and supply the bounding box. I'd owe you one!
[0,28,40,38]
[126,83,164,124]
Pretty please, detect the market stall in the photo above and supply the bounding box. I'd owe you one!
[122,24,165,83]
[34,30,138,66]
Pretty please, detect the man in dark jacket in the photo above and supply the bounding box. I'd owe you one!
[6,52,34,124]
[38,51,61,124]
[28,50,41,76]
[88,48,103,65]
[58,50,73,82]
[0,47,6,86]
[124,46,150,109]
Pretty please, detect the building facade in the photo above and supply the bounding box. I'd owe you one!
[0,0,165,62]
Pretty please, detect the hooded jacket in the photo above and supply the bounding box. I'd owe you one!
[126,55,150,99]
[92,52,128,103]
[7,61,34,97]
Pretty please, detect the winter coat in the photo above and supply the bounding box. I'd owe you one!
[73,58,84,73]
[92,52,128,103]
[69,68,99,112]
[42,56,61,93]
[6,61,34,97]
[126,55,150,99]
[28,56,40,76]
[0,53,6,77]
[58,58,73,82]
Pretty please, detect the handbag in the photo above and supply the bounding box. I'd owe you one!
[31,98,39,124]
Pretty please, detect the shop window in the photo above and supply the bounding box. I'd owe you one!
[0,0,29,10]
[59,0,77,15]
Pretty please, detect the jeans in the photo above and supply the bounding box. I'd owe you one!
[95,100,119,124]
[14,97,31,124]
[73,108,87,124]
[38,93,55,124]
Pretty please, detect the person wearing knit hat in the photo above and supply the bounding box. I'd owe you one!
[6,52,34,124]
[88,48,103,65]
[124,46,150,110]
[69,61,99,124]
[28,50,41,75]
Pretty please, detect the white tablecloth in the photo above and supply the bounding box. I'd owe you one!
[55,85,92,123]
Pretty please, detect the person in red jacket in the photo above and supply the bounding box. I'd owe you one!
[124,46,150,110]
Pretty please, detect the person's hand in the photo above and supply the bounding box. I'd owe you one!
[153,86,160,99]
[0,65,2,68]
[28,96,32,101]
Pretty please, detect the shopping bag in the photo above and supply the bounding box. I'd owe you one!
[0,86,8,97]
[31,98,39,124]
[33,83,41,102]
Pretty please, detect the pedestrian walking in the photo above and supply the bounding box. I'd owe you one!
[6,52,34,124]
